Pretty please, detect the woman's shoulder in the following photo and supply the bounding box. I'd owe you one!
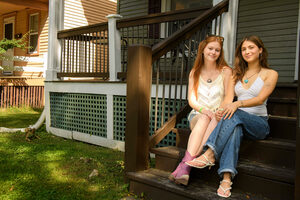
[261,68,278,77]
[260,67,278,82]
[221,66,233,76]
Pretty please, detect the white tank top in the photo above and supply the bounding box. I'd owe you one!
[189,72,225,116]
[235,76,268,116]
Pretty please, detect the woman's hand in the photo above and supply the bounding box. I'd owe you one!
[202,109,214,120]
[215,108,224,121]
[222,101,240,119]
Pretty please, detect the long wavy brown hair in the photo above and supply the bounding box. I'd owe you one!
[191,36,228,97]
[234,35,270,82]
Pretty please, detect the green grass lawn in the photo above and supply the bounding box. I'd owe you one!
[0,107,131,200]
[0,107,43,128]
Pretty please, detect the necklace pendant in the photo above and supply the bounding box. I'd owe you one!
[207,79,212,83]
[244,79,249,84]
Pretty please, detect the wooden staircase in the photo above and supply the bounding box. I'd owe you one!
[127,83,297,200]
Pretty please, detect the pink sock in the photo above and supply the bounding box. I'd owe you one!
[171,151,196,178]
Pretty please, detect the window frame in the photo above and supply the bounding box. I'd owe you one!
[28,12,40,56]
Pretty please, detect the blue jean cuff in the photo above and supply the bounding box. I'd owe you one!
[218,168,237,179]
[205,143,219,160]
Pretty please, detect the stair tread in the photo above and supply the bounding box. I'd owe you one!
[268,115,296,121]
[238,159,295,184]
[127,168,270,200]
[151,144,295,183]
[268,97,297,103]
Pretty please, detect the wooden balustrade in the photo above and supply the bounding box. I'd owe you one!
[57,23,109,79]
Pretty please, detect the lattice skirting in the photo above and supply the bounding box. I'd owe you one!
[50,92,107,137]
[50,93,189,147]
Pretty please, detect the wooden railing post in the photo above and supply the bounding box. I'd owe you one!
[125,45,152,173]
[107,14,123,81]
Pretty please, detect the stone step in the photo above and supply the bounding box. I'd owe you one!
[127,168,270,200]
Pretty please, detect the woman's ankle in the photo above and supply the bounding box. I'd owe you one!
[204,148,215,162]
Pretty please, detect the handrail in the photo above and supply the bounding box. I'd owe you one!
[57,22,108,39]
[149,104,191,148]
[116,6,211,29]
[152,0,229,61]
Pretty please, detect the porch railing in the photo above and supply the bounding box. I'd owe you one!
[116,6,211,78]
[57,22,109,79]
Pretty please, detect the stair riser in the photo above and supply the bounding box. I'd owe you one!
[233,174,294,200]
[267,103,297,117]
[270,87,297,99]
[239,143,295,169]
[268,118,296,140]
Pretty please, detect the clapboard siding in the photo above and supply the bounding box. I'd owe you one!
[237,0,299,83]
[64,0,117,30]
[119,0,148,18]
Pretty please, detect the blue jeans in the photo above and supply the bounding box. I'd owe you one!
[204,109,269,178]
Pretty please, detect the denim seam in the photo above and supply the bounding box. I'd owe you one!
[218,168,238,179]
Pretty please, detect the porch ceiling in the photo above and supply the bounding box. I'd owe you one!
[0,0,48,16]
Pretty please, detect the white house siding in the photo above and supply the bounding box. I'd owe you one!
[236,0,299,83]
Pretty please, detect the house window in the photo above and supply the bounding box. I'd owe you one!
[28,13,39,54]
[171,0,212,10]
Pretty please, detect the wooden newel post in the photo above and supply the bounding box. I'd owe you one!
[125,45,152,174]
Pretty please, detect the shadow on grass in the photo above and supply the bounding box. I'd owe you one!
[0,127,128,200]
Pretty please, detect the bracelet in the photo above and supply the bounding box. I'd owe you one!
[199,107,203,113]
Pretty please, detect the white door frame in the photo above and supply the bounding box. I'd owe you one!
[3,16,15,71]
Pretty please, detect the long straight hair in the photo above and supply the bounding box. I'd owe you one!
[191,36,228,97]
[234,35,270,81]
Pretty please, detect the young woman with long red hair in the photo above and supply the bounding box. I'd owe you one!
[168,35,232,185]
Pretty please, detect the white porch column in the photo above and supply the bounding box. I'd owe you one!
[213,0,239,67]
[106,14,122,81]
[46,0,64,81]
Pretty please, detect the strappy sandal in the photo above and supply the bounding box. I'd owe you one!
[217,179,232,198]
[185,154,215,169]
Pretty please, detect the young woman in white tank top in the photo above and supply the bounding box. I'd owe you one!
[185,35,278,198]
[168,36,233,186]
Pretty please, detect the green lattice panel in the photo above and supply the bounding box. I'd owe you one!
[112,95,189,146]
[150,98,189,147]
[50,92,107,137]
[113,96,127,141]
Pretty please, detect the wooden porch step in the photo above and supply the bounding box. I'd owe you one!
[127,168,270,200]
[151,141,296,171]
[268,115,296,140]
[269,82,297,99]
[174,115,296,146]
[267,97,297,117]
[150,146,295,200]
[239,138,296,169]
